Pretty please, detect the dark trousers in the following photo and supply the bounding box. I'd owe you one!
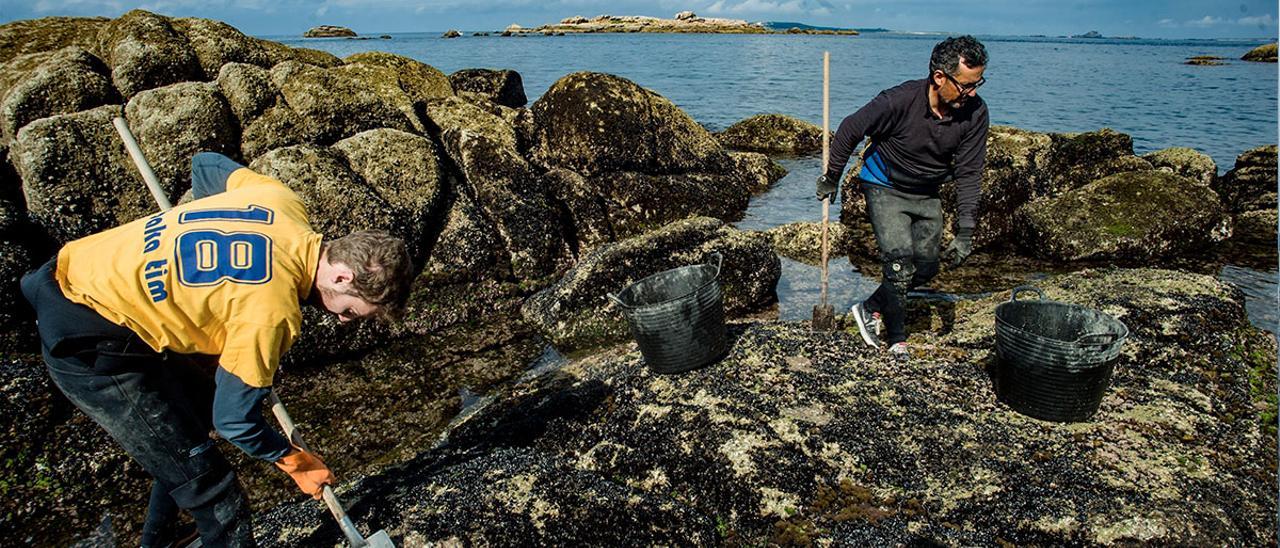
[20,261,255,547]
[860,183,943,345]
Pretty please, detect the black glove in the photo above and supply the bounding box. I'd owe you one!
[815,174,837,202]
[943,226,973,267]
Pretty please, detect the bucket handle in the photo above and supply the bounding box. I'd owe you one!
[705,251,724,278]
[1009,285,1045,302]
[606,292,628,310]
[1076,332,1118,347]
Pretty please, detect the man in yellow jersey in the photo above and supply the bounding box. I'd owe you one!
[20,152,414,547]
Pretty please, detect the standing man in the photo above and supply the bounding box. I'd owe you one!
[21,152,414,546]
[816,36,989,359]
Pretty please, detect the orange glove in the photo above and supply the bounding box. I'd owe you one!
[274,447,335,500]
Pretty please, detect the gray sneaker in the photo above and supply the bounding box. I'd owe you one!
[888,342,910,361]
[851,302,882,348]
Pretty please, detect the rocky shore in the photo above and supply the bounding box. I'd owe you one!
[0,10,1274,546]
[516,12,857,35]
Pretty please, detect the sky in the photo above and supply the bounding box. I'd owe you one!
[0,0,1276,40]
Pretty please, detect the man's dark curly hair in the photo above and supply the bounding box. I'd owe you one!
[929,35,988,76]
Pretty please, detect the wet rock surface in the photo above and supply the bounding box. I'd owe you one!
[1242,42,1277,62]
[97,10,203,99]
[1141,146,1216,186]
[259,268,1276,547]
[124,81,238,201]
[0,47,118,143]
[1015,170,1230,262]
[531,71,727,175]
[1214,144,1277,214]
[11,104,158,243]
[522,216,780,351]
[716,113,823,154]
[449,68,527,108]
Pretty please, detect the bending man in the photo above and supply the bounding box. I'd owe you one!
[21,152,414,546]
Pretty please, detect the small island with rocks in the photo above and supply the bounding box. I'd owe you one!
[516,11,858,35]
[303,25,356,38]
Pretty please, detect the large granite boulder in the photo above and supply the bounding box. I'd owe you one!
[530,72,727,175]
[95,10,202,99]
[259,267,1276,546]
[1233,208,1278,245]
[249,144,391,238]
[1242,42,1277,62]
[171,17,271,79]
[272,61,417,144]
[0,16,108,65]
[578,170,758,239]
[521,216,780,351]
[426,97,566,279]
[0,47,118,143]
[124,81,239,203]
[448,68,527,108]
[728,151,787,193]
[11,104,157,243]
[238,103,314,162]
[332,128,447,265]
[345,52,454,130]
[1014,170,1230,262]
[215,62,275,123]
[1213,144,1276,214]
[1038,128,1152,192]
[1142,146,1217,186]
[253,38,342,68]
[716,113,823,154]
[765,221,853,266]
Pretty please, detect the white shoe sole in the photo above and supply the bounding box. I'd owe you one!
[852,304,880,348]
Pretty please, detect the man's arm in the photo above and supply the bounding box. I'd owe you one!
[212,366,291,461]
[190,152,246,199]
[951,104,990,230]
[824,90,897,181]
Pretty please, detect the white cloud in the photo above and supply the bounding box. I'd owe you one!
[1186,15,1223,27]
[702,0,832,16]
[1156,18,1176,27]
[1237,14,1276,27]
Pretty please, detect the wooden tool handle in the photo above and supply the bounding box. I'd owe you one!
[269,392,369,547]
[820,52,831,305]
[111,117,172,211]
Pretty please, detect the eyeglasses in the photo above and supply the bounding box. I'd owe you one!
[942,71,985,94]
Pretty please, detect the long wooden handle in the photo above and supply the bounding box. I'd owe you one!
[111,117,172,211]
[269,393,370,547]
[820,52,830,305]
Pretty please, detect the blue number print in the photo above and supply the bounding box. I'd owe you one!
[179,204,274,225]
[175,230,273,287]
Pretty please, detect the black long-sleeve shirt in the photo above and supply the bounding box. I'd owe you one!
[826,78,988,229]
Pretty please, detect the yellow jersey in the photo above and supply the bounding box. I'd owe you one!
[56,169,322,388]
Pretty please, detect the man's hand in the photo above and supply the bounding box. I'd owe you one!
[943,227,974,267]
[815,174,837,202]
[274,447,335,499]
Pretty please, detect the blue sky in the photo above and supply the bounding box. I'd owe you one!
[1,0,1276,39]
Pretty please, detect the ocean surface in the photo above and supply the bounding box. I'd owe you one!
[273,31,1279,333]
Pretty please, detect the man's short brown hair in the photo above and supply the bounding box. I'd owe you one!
[324,230,413,321]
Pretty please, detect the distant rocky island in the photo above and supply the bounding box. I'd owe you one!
[514,12,858,35]
[303,25,355,38]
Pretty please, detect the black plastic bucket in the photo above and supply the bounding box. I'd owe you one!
[994,286,1129,422]
[607,253,728,374]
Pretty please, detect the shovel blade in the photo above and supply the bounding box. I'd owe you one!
[811,303,835,331]
[364,530,396,548]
